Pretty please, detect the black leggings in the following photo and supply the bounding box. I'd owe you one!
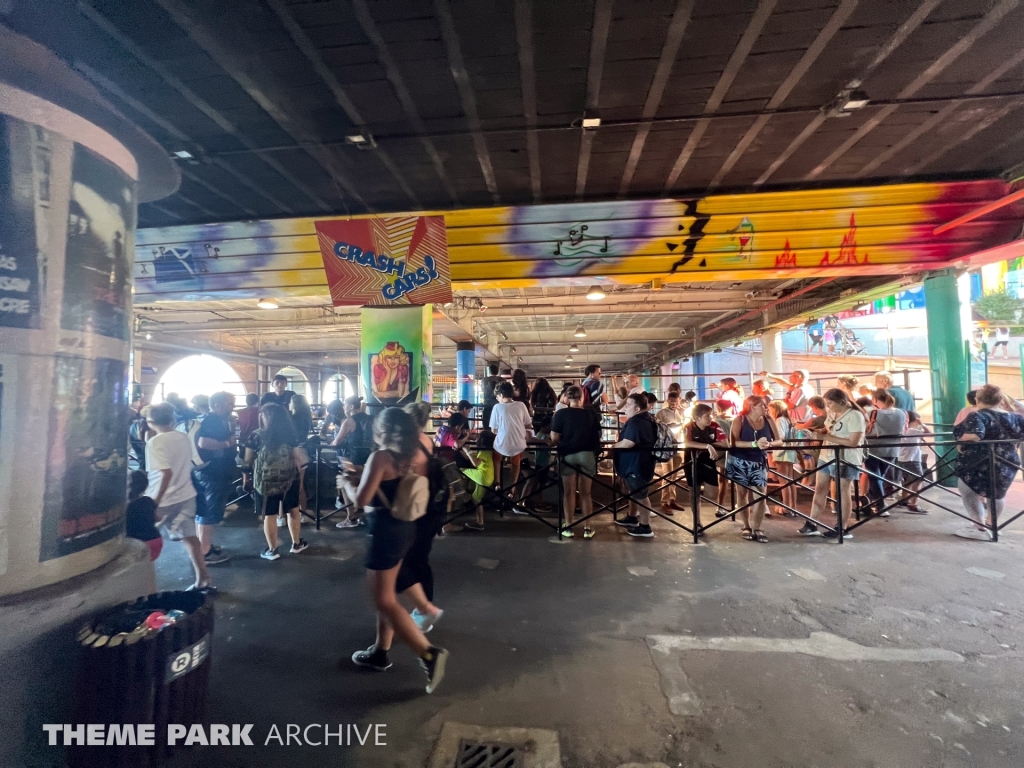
[396,510,443,599]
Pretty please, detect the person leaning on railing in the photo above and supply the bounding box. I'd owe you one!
[952,384,1024,540]
[799,389,865,540]
[682,403,729,522]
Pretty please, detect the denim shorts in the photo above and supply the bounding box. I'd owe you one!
[818,459,862,481]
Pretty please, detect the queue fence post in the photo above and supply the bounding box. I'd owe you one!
[988,442,999,542]
[556,454,565,536]
[836,447,845,543]
[690,451,701,544]
[315,444,321,531]
[730,479,737,522]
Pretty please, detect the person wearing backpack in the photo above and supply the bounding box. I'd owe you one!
[333,395,375,529]
[243,403,309,560]
[340,407,449,694]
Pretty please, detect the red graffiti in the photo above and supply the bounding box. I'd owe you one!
[775,240,796,267]
[820,214,869,266]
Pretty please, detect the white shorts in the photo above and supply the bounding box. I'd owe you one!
[158,497,198,541]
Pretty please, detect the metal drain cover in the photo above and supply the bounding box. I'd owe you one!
[454,739,525,768]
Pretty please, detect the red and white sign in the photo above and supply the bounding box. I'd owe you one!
[315,215,451,306]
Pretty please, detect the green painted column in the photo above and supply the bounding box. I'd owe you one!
[923,269,967,486]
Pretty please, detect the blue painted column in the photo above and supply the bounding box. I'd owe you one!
[693,352,707,400]
[924,269,968,487]
[456,341,475,403]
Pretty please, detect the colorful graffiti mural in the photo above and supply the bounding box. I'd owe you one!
[133,181,1024,301]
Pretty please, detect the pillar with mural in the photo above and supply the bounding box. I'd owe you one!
[0,27,177,762]
[313,212,451,413]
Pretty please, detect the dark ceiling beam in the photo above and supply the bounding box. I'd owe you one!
[433,0,500,204]
[903,101,1024,176]
[708,0,859,189]
[153,0,371,212]
[350,0,458,206]
[175,193,219,218]
[961,125,1024,173]
[265,0,421,210]
[78,1,330,212]
[753,0,941,186]
[617,0,694,198]
[76,61,290,216]
[857,47,1024,177]
[574,0,614,199]
[144,202,184,222]
[513,0,541,203]
[807,0,1019,179]
[663,0,777,191]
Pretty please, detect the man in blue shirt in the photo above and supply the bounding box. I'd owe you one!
[582,364,606,413]
[875,371,915,412]
[612,393,658,538]
[194,391,237,565]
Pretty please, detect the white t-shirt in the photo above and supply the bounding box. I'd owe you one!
[820,408,866,466]
[899,424,925,462]
[145,430,198,507]
[489,401,532,457]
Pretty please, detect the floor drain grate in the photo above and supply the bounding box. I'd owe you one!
[454,739,525,768]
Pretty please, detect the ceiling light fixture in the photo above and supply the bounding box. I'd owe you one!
[569,343,579,353]
[145,332,152,340]
[566,355,573,363]
[344,132,377,149]
[565,362,572,368]
[257,298,279,309]
[574,323,587,338]
[824,88,870,118]
[581,117,601,129]
[172,150,193,159]
[586,285,605,301]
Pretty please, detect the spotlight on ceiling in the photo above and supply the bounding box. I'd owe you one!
[257,298,279,309]
[586,284,606,301]
[478,302,488,313]
[824,88,870,118]
[344,132,377,149]
[569,343,579,353]
[574,323,587,338]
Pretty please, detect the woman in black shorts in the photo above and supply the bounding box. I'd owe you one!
[340,407,448,694]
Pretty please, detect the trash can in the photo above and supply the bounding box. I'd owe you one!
[70,591,215,767]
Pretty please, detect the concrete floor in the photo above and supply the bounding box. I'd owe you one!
[155,485,1024,768]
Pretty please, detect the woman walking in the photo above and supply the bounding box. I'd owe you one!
[243,404,309,560]
[342,407,449,692]
[725,396,781,542]
[953,384,1024,539]
[800,389,865,539]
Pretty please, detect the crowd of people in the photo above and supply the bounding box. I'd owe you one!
[122,363,1024,695]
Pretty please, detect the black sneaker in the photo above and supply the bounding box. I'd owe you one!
[420,646,449,694]
[822,529,852,540]
[798,522,820,536]
[260,547,280,561]
[204,545,230,565]
[351,645,391,671]
[627,524,654,538]
[615,515,640,528]
[290,539,309,554]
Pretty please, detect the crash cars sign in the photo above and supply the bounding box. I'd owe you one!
[315,215,451,306]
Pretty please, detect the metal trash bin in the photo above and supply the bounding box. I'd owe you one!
[70,591,214,767]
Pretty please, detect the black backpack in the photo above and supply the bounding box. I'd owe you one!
[340,412,374,466]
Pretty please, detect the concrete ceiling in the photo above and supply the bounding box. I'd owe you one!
[6,0,1024,226]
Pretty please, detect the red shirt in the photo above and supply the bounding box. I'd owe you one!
[237,406,260,443]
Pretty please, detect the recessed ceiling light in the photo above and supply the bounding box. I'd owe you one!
[344,132,376,149]
[586,285,605,301]
[574,323,587,338]
[257,298,279,309]
[569,343,579,353]
[172,150,193,159]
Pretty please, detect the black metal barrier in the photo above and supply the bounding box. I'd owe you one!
[305,430,1024,544]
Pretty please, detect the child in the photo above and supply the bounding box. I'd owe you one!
[795,396,828,488]
[898,411,930,513]
[126,469,162,561]
[460,430,496,531]
[682,403,729,521]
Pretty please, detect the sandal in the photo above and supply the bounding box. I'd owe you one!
[753,529,769,543]
[741,527,754,540]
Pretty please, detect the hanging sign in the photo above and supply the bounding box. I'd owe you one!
[315,215,451,306]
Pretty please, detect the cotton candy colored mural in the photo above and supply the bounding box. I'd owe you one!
[133,180,1024,301]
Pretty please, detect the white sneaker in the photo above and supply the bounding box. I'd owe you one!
[336,517,363,529]
[411,608,443,633]
[276,516,286,528]
[953,527,993,541]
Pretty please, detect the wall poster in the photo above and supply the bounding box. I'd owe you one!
[360,305,432,408]
[0,114,41,330]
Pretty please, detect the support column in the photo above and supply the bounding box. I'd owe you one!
[693,352,707,400]
[924,269,968,486]
[456,340,475,404]
[761,329,783,377]
[360,304,432,413]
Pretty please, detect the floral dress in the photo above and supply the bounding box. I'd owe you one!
[954,409,1024,499]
